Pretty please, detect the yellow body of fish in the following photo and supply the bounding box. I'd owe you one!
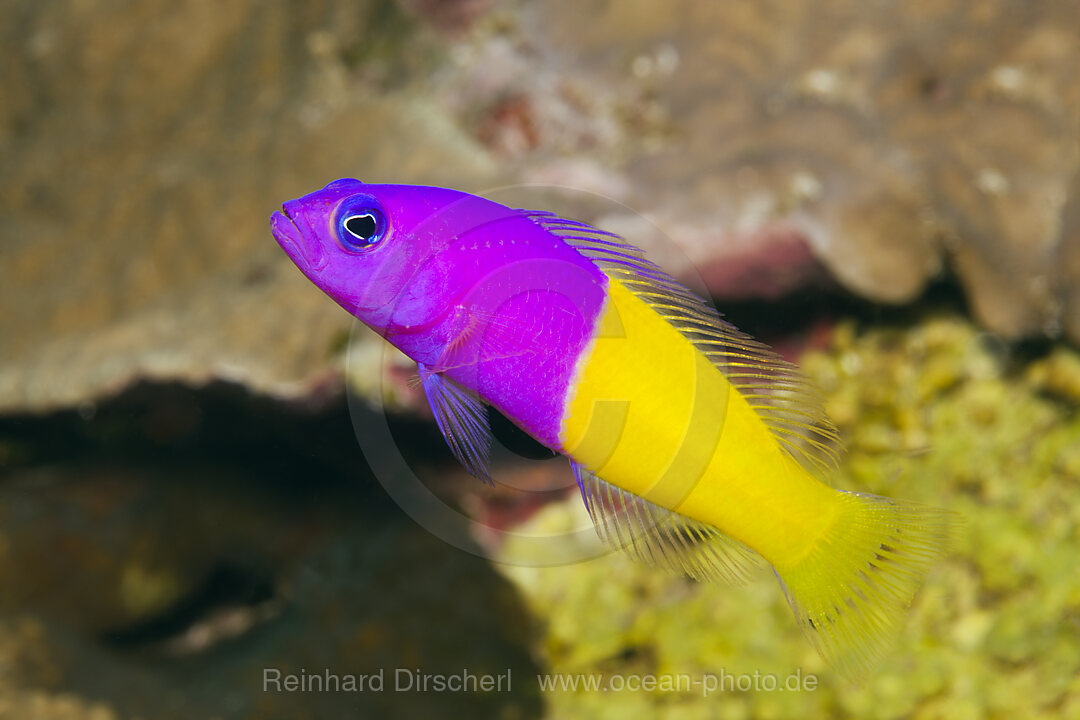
[561,278,953,680]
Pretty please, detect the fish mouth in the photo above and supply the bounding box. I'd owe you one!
[270,201,328,273]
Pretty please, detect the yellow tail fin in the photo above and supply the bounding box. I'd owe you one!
[774,492,957,681]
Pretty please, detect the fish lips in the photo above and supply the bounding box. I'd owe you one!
[271,201,328,274]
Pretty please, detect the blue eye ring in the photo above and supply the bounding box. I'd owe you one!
[334,200,387,251]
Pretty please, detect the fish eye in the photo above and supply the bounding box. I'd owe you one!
[345,213,377,240]
[335,200,387,251]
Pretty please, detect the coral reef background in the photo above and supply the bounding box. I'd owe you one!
[2,1,1079,717]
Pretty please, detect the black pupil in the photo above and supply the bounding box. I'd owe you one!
[345,213,377,241]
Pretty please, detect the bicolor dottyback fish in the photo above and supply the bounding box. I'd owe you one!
[271,180,954,679]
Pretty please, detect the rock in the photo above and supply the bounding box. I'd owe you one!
[5,0,1080,415]
[3,0,1080,415]
[476,1,1080,335]
[496,311,1080,718]
[0,383,542,719]
[0,0,498,414]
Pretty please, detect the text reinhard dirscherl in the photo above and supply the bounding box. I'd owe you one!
[263,668,512,694]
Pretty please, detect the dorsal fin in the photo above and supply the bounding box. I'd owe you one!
[573,462,763,583]
[523,210,842,475]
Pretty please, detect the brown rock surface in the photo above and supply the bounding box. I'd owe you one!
[0,0,497,413]
[2,0,1079,414]
[496,1,1080,332]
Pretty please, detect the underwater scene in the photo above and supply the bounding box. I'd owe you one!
[2,1,1080,718]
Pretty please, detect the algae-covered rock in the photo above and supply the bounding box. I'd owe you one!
[496,313,1080,719]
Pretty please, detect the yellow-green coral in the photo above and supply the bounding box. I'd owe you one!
[497,313,1080,719]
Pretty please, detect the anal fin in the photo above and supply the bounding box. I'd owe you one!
[572,462,763,584]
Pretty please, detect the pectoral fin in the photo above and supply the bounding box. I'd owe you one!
[427,305,544,375]
[417,363,494,484]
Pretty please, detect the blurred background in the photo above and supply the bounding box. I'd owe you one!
[2,1,1080,718]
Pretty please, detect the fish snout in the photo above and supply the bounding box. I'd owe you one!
[271,204,328,273]
[280,199,305,221]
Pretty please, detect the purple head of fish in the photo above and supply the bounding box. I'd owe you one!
[272,178,612,447]
[271,178,488,332]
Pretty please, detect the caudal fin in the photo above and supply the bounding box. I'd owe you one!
[774,492,957,681]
